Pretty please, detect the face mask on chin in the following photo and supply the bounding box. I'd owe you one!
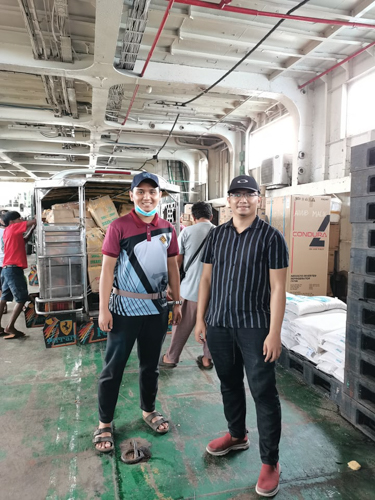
[135,205,158,217]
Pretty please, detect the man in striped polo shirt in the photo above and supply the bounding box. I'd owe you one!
[195,175,288,497]
[94,172,182,453]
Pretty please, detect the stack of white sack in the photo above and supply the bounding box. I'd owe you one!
[281,293,347,382]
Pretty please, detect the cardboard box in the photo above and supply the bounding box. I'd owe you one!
[118,204,133,217]
[329,223,340,250]
[182,213,192,222]
[73,209,92,219]
[88,266,102,293]
[87,252,103,267]
[184,204,193,214]
[78,319,107,344]
[266,195,331,296]
[328,250,336,274]
[86,228,104,251]
[52,202,79,211]
[85,218,97,229]
[218,206,233,225]
[46,209,76,223]
[87,196,119,232]
[257,208,267,221]
[43,315,77,348]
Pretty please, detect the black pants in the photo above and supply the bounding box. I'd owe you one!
[98,311,168,423]
[207,325,281,465]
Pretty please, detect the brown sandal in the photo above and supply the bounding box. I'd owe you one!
[93,426,114,454]
[143,411,169,434]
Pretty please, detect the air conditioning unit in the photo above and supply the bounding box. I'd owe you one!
[260,154,292,187]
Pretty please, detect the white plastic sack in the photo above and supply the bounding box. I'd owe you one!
[290,344,321,365]
[318,341,345,360]
[319,329,346,348]
[289,311,347,340]
[334,367,344,383]
[319,351,344,368]
[286,293,346,316]
[281,335,298,350]
[316,361,337,375]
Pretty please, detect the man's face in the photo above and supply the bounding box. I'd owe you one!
[130,181,162,212]
[227,189,260,217]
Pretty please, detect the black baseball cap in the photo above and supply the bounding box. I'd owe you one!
[2,211,21,227]
[228,175,260,194]
[131,172,160,190]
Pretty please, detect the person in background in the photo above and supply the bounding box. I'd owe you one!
[160,202,214,370]
[0,210,8,314]
[0,211,36,339]
[94,172,182,453]
[195,175,288,498]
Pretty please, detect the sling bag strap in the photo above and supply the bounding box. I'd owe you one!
[183,227,213,276]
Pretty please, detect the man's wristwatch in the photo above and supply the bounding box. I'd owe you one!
[172,300,183,306]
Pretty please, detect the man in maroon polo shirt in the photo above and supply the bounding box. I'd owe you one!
[93,172,182,453]
[0,211,36,339]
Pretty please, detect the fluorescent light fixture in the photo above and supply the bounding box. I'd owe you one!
[34,155,67,161]
[144,103,196,117]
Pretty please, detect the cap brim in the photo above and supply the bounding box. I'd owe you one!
[228,187,259,193]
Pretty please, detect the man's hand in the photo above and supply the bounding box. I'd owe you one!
[195,319,207,345]
[172,304,182,325]
[99,309,113,332]
[263,332,282,362]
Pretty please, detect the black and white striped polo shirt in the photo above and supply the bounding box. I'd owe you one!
[201,216,289,329]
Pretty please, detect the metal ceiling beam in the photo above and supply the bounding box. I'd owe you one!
[269,0,375,80]
[134,27,346,62]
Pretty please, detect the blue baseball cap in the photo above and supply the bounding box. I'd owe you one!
[131,172,160,190]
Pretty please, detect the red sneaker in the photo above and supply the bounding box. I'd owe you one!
[255,463,280,497]
[206,432,249,456]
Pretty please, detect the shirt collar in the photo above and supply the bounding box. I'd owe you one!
[130,208,159,227]
[225,215,261,231]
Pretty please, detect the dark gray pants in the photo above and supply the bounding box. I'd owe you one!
[98,311,168,423]
[207,325,281,465]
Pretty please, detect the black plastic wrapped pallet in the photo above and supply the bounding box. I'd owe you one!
[345,347,375,387]
[348,273,375,302]
[344,369,375,415]
[347,297,375,329]
[350,140,375,173]
[351,223,375,251]
[351,166,375,198]
[350,195,375,224]
[340,393,375,441]
[278,349,343,406]
[350,248,375,276]
[346,322,375,352]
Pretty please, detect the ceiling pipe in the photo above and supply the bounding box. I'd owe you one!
[171,0,375,30]
[118,0,175,131]
[299,40,375,89]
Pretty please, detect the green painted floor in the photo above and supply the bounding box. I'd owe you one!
[1,316,375,499]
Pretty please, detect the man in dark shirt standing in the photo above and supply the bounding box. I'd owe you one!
[195,175,288,498]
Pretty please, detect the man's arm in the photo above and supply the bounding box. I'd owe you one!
[167,256,182,325]
[195,263,212,344]
[23,219,37,242]
[98,255,117,332]
[177,254,183,270]
[263,268,287,362]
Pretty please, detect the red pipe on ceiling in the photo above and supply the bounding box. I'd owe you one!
[173,0,375,29]
[299,40,375,89]
[118,0,175,131]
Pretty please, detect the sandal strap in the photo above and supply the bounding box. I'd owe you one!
[144,411,169,428]
[94,426,113,437]
[93,435,114,445]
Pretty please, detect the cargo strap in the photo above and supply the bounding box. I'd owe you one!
[112,287,167,300]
